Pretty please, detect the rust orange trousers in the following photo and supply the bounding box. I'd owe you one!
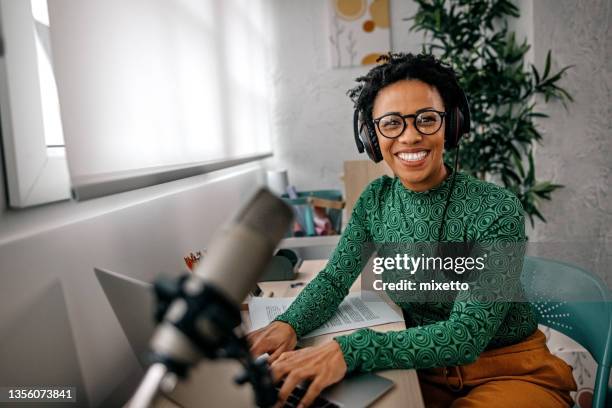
[417,330,577,407]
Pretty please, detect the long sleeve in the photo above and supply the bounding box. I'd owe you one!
[333,191,528,373]
[273,181,376,337]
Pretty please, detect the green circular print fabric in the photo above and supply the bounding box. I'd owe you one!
[275,171,537,373]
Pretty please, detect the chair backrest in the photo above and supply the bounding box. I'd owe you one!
[520,256,612,366]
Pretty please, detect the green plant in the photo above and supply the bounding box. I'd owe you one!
[409,0,573,225]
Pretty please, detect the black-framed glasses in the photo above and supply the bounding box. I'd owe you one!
[373,109,446,138]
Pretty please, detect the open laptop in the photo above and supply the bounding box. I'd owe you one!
[95,267,394,407]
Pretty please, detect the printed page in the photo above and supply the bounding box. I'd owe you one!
[248,292,403,338]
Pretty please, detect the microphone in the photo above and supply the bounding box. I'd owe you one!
[192,188,294,304]
[130,188,293,408]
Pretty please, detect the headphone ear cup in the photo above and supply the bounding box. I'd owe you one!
[444,107,457,149]
[365,120,383,162]
[445,90,471,149]
[356,111,383,163]
[353,109,365,153]
[458,90,471,135]
[363,121,382,163]
[444,106,466,149]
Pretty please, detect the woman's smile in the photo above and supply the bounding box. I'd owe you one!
[394,148,431,167]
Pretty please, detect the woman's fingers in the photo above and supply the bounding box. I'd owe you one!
[269,346,287,363]
[298,377,327,408]
[271,350,300,382]
[270,357,289,382]
[249,330,278,356]
[249,336,268,356]
[270,342,347,407]
[276,368,310,406]
[247,322,297,359]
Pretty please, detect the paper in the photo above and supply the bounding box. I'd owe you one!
[248,292,403,338]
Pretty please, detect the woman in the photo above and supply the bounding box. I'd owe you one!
[248,53,576,408]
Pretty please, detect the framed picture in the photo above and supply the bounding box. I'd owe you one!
[328,0,391,68]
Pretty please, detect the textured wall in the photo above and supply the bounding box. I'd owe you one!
[530,0,611,285]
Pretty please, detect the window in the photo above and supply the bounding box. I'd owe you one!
[0,0,274,205]
[0,0,70,207]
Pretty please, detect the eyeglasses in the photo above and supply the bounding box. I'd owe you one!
[373,109,446,139]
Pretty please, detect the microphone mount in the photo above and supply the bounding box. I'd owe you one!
[130,273,278,407]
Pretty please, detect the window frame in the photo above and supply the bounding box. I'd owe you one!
[0,0,70,208]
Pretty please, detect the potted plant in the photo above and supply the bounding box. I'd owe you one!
[409,0,573,225]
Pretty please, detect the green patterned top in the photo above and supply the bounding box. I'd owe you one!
[275,170,537,373]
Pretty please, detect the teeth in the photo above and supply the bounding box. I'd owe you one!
[397,151,428,161]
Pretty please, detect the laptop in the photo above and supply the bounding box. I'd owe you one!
[95,267,394,407]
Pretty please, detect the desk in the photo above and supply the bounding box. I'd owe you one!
[154,260,424,408]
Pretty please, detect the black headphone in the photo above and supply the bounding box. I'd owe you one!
[353,89,471,162]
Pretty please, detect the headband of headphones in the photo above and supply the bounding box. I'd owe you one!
[353,87,471,163]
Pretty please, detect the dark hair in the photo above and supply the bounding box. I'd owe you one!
[348,52,463,121]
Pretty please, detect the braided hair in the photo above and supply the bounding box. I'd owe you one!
[347,52,463,121]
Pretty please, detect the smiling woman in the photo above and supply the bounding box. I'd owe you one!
[248,53,577,408]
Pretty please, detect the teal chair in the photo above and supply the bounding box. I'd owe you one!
[521,256,612,408]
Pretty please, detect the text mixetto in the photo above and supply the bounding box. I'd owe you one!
[372,279,470,292]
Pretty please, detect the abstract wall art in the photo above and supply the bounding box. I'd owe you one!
[328,0,391,68]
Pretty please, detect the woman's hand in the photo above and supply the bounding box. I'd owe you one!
[271,341,347,408]
[247,321,298,362]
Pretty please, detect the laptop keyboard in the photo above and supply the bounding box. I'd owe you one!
[276,382,341,408]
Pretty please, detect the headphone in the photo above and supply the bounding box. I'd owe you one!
[353,88,471,162]
[351,84,472,266]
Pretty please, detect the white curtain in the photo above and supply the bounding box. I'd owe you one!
[48,0,273,184]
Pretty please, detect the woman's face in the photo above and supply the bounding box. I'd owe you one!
[372,79,447,192]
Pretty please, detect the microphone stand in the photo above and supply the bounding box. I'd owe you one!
[129,363,169,408]
[129,273,278,408]
[129,188,292,408]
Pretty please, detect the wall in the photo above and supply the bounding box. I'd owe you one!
[0,149,267,406]
[529,0,611,285]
